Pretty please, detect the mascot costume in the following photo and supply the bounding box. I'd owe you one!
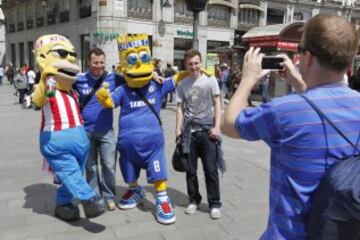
[97,34,182,224]
[32,34,105,222]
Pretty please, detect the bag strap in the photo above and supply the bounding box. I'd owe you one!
[80,72,107,112]
[300,94,360,154]
[134,89,162,126]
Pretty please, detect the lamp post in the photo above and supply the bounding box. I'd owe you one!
[185,0,208,50]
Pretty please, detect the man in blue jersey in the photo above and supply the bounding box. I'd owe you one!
[74,48,121,211]
[222,14,360,239]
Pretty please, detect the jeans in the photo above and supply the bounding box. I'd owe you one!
[186,131,221,209]
[86,129,116,201]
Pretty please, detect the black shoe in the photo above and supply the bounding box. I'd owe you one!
[82,196,105,218]
[54,204,80,222]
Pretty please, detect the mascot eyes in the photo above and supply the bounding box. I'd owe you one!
[48,49,77,58]
[127,53,138,65]
[139,51,150,63]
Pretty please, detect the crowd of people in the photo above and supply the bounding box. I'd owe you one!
[3,13,360,239]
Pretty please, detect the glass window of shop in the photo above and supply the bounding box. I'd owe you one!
[11,43,16,66]
[174,38,192,70]
[208,5,231,28]
[266,8,284,25]
[26,2,34,29]
[19,42,24,67]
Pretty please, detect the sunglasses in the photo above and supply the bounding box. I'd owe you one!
[48,49,77,58]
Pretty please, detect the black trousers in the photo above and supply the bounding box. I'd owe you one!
[186,131,221,209]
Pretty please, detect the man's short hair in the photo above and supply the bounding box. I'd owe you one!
[87,48,105,60]
[184,49,202,62]
[302,14,358,71]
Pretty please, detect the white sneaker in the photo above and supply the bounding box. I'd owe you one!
[185,203,198,214]
[210,208,221,219]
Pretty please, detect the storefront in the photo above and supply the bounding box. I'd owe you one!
[242,22,304,98]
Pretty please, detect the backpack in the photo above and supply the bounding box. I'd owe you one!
[300,95,360,240]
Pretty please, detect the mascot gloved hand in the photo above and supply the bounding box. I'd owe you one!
[33,34,105,222]
[96,83,114,108]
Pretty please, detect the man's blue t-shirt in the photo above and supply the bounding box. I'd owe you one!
[73,72,122,132]
[235,83,360,240]
[111,78,175,138]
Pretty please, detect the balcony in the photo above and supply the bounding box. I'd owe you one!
[208,19,230,28]
[127,7,152,20]
[26,19,33,29]
[174,12,193,24]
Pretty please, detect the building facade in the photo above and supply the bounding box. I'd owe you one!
[1,0,360,71]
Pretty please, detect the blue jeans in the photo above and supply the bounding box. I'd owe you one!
[86,129,116,201]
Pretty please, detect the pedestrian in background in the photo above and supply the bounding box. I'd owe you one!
[164,63,176,103]
[27,67,36,93]
[176,49,222,219]
[14,68,28,104]
[74,48,120,211]
[222,14,360,239]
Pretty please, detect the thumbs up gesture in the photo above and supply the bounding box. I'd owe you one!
[96,82,114,108]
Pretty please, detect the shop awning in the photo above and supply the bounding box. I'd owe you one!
[209,0,236,9]
[242,22,304,51]
[239,4,264,12]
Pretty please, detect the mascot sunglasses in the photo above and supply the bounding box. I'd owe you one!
[47,49,77,58]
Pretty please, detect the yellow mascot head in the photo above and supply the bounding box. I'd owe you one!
[117,34,154,88]
[34,34,80,91]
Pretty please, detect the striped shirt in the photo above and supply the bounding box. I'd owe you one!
[41,90,83,132]
[235,83,360,240]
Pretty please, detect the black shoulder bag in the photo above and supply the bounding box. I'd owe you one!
[80,72,107,112]
[133,89,162,126]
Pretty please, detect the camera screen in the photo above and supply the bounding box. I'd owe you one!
[261,57,284,70]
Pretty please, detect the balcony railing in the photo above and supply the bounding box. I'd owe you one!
[208,19,230,28]
[127,7,152,20]
[174,12,193,24]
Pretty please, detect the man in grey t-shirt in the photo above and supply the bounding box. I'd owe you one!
[175,49,222,219]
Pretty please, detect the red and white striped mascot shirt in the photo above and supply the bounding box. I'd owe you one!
[41,90,83,132]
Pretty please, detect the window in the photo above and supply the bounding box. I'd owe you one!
[26,3,34,29]
[11,43,16,66]
[47,0,58,25]
[127,0,152,20]
[60,0,70,22]
[17,6,25,31]
[79,0,92,18]
[174,0,193,24]
[36,0,45,27]
[28,41,34,69]
[19,42,24,67]
[8,10,16,32]
[266,8,284,25]
[208,5,231,28]
[239,8,260,27]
